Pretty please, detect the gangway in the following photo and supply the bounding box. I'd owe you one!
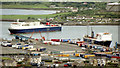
[13,34,34,40]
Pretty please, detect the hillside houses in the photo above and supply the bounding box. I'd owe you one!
[67,16,93,20]
[50,5,78,12]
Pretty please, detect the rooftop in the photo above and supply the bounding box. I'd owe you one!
[107,3,120,5]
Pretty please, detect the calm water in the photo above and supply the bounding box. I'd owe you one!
[1,9,57,15]
[0,21,119,44]
[0,9,119,44]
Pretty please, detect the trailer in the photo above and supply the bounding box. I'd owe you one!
[12,43,21,48]
[37,47,46,52]
[50,42,60,45]
[43,41,53,44]
[61,39,70,42]
[22,45,33,50]
[51,39,60,42]
[17,44,29,49]
[58,54,70,57]
[84,54,95,58]
[16,45,23,49]
[28,48,37,51]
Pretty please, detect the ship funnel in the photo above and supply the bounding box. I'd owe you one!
[91,27,94,38]
[91,31,94,38]
[46,22,50,26]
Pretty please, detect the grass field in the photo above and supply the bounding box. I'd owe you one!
[2,4,49,9]
[1,12,72,20]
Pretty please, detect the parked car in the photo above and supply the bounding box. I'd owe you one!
[64,63,72,67]
[1,41,12,47]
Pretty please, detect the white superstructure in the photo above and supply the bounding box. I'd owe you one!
[96,33,112,41]
[9,22,61,29]
[10,22,47,29]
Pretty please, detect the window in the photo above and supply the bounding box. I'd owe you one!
[22,24,29,26]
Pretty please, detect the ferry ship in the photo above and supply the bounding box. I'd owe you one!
[83,31,112,47]
[8,21,62,34]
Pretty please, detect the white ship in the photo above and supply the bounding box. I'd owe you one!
[83,32,112,46]
[8,20,61,34]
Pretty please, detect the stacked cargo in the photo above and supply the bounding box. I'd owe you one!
[51,39,60,42]
[77,43,111,52]
[17,44,29,49]
[76,53,95,58]
[74,53,85,57]
[106,54,120,59]
[61,51,75,54]
[58,54,70,57]
[57,57,69,61]
[12,43,21,48]
[84,54,95,58]
[50,42,60,45]
[51,51,61,54]
[115,53,120,56]
[94,52,112,57]
[28,48,37,51]
[43,41,60,45]
[61,39,70,42]
[74,53,80,57]
[43,41,53,44]
[77,41,84,47]
[68,39,80,44]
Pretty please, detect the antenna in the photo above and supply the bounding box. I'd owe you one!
[91,27,94,38]
[91,27,93,33]
[87,23,89,37]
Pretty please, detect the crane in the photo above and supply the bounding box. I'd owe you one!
[30,31,34,38]
[30,31,45,41]
[39,31,45,41]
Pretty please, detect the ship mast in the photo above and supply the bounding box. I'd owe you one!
[17,19,19,22]
[46,17,49,41]
[87,23,89,37]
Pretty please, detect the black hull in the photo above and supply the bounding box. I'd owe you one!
[83,38,112,47]
[8,27,61,34]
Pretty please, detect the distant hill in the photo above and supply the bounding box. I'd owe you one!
[1,0,119,2]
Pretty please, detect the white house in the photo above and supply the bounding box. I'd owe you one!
[106,3,120,12]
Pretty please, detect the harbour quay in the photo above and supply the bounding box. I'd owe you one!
[1,2,120,68]
[0,35,120,67]
[0,38,82,54]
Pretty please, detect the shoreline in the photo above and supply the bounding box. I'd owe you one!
[1,8,62,10]
[0,19,120,26]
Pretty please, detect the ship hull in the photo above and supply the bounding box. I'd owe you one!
[83,38,112,47]
[8,27,61,34]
